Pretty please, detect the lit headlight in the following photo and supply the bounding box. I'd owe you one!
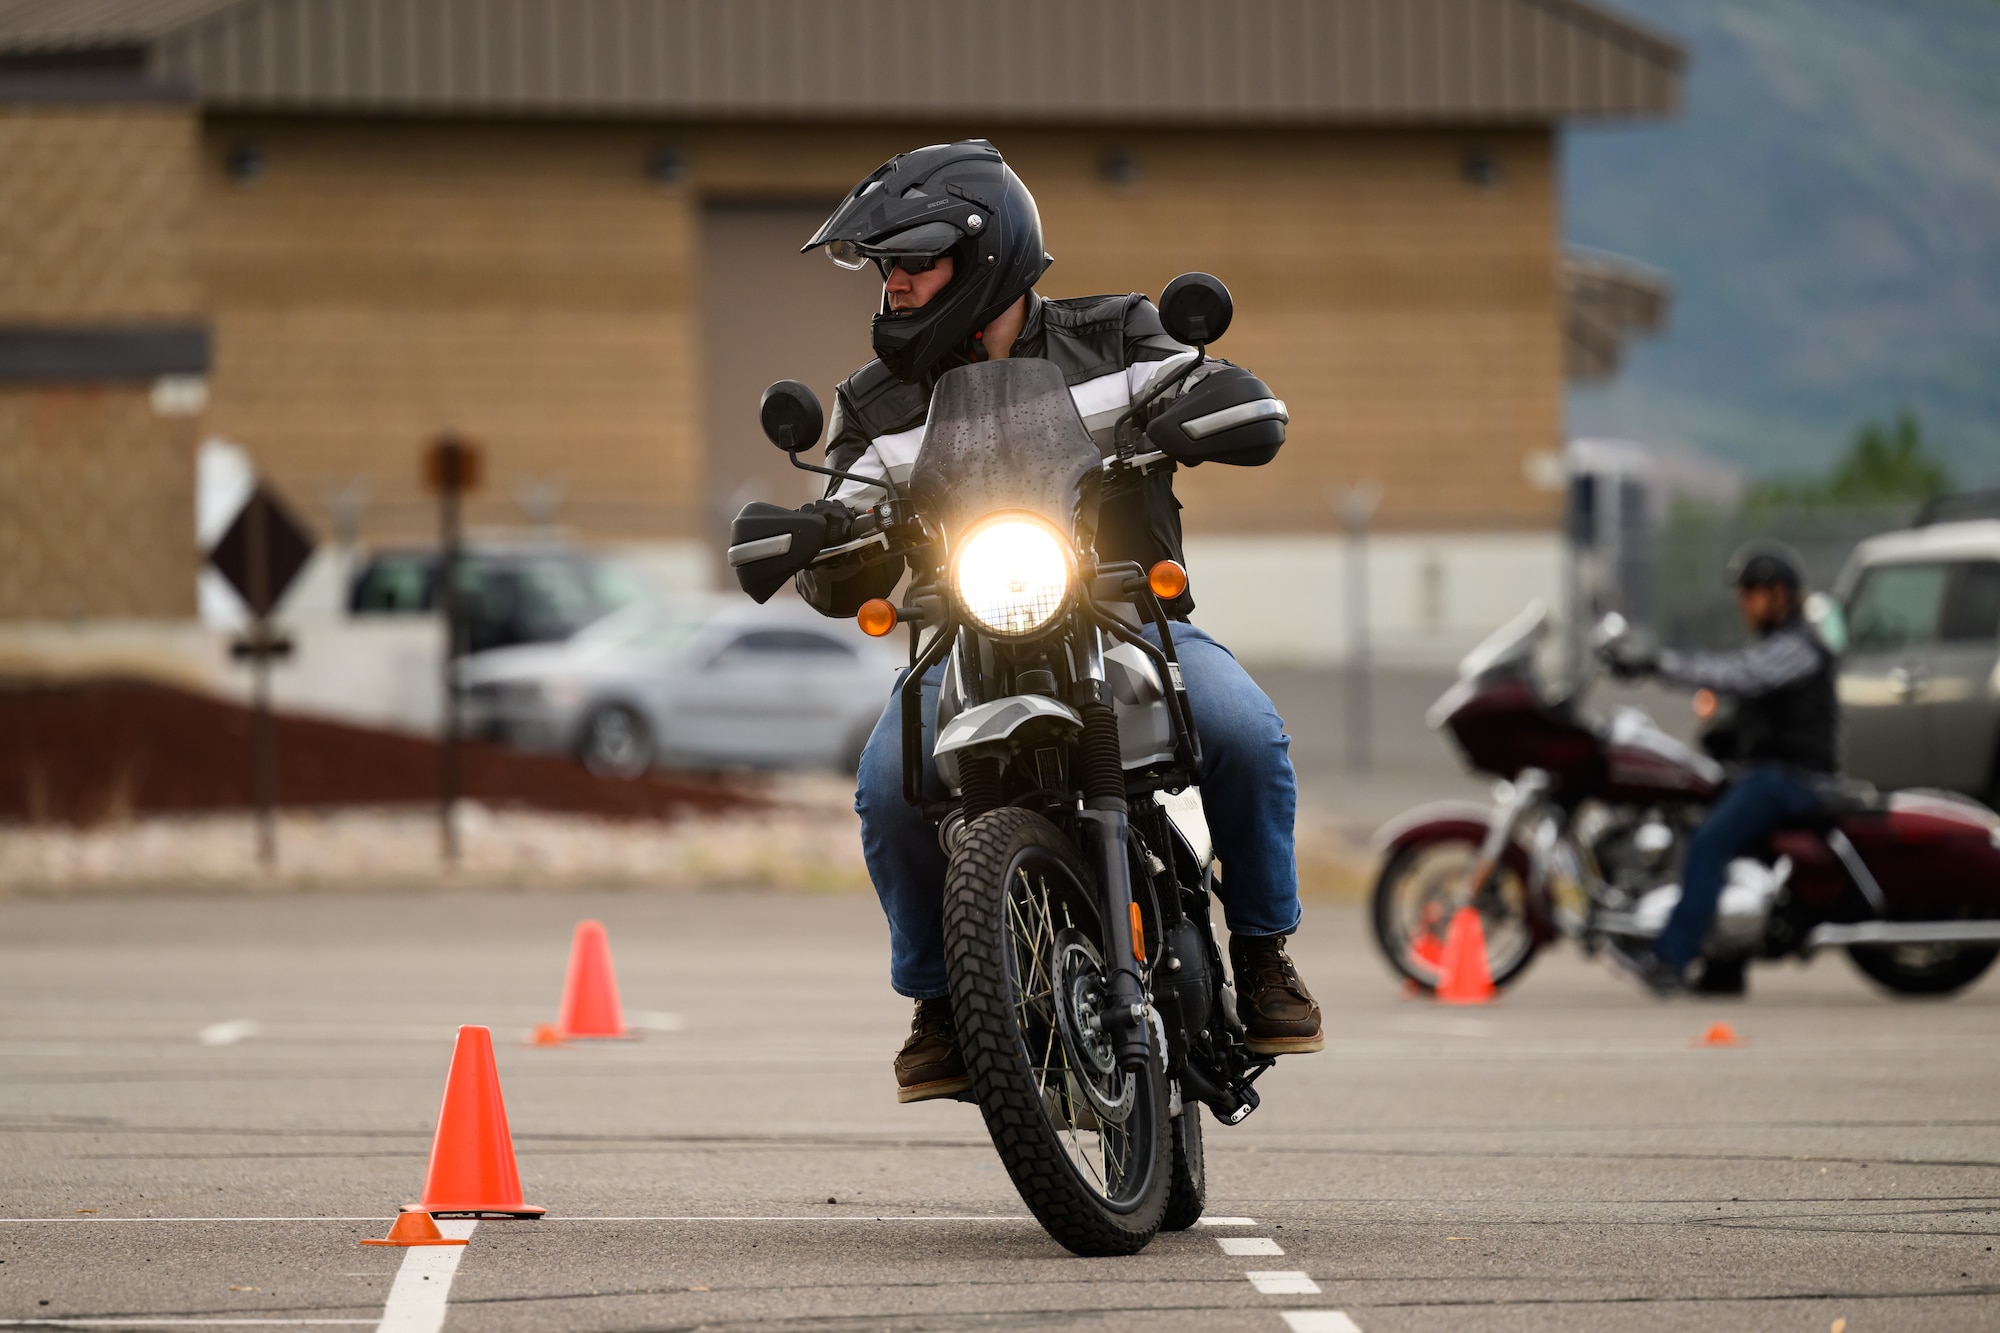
[951,515,1075,639]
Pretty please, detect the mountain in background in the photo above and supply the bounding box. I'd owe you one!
[1565,0,2000,485]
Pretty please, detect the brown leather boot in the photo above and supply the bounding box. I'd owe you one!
[894,997,972,1103]
[1230,933,1325,1055]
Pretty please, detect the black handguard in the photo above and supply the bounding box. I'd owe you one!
[729,500,850,603]
[1601,638,1660,680]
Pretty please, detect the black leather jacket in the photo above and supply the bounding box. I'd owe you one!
[1660,613,1840,774]
[798,291,1249,619]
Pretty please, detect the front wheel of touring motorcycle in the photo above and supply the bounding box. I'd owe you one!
[944,808,1172,1256]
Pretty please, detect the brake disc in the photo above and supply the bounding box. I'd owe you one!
[1050,929,1137,1125]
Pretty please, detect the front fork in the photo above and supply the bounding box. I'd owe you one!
[1075,623,1152,1072]
[1465,768,1551,906]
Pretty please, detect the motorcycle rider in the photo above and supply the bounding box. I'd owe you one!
[1601,543,1840,995]
[770,140,1323,1100]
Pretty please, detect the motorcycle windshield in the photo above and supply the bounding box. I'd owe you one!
[909,359,1100,535]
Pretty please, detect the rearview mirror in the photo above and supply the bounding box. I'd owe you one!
[760,380,824,454]
[1158,273,1233,348]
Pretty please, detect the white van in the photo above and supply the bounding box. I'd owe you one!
[1834,517,2000,803]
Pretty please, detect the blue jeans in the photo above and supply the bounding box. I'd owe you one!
[856,622,1301,999]
[1656,765,1821,970]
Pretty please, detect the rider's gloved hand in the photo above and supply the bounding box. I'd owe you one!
[1601,639,1660,680]
[800,498,855,547]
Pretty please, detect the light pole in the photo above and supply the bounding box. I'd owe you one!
[1331,481,1384,773]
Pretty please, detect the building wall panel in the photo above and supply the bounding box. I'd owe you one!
[0,386,198,619]
[0,105,200,321]
[195,119,1559,554]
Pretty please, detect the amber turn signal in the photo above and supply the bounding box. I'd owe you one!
[856,598,898,637]
[1146,560,1189,601]
[1692,688,1718,721]
[1129,902,1147,962]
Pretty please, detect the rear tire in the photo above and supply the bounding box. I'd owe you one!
[1846,943,1999,997]
[1160,1103,1206,1232]
[943,807,1171,1256]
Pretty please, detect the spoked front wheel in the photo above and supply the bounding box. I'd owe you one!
[1371,834,1538,992]
[943,807,1171,1256]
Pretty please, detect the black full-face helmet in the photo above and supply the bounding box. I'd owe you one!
[1728,541,1806,593]
[803,140,1051,383]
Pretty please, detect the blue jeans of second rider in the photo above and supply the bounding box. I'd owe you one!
[1654,764,1821,970]
[855,622,1301,1000]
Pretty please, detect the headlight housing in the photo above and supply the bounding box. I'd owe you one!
[950,514,1076,639]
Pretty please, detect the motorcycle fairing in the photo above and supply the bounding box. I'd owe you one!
[910,359,1101,536]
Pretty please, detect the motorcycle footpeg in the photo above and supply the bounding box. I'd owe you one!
[1211,1083,1259,1126]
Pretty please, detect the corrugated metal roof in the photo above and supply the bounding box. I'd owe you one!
[0,0,1682,123]
[0,0,241,49]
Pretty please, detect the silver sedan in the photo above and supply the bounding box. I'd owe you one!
[458,599,901,776]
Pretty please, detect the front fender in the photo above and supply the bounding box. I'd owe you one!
[1370,802,1557,945]
[1371,801,1499,854]
[933,694,1081,789]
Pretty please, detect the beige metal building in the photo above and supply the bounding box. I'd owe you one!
[0,0,1678,660]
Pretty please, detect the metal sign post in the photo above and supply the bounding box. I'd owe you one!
[207,482,316,866]
[1331,481,1384,774]
[426,434,481,867]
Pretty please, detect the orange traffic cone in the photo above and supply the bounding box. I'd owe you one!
[1696,1021,1743,1047]
[555,920,628,1039]
[1434,907,1496,1005]
[360,1208,468,1248]
[416,1025,545,1218]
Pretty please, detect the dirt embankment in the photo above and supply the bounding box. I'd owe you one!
[0,678,758,826]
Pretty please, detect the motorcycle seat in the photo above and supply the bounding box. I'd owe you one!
[1787,778,1883,830]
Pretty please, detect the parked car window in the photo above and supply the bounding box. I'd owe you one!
[1847,562,1948,651]
[352,549,644,653]
[1941,561,2000,643]
[350,555,433,612]
[720,629,857,658]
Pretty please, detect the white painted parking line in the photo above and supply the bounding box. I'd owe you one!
[1217,1236,1284,1256]
[1279,1314,1360,1333]
[1198,1215,1257,1225]
[1245,1270,1321,1295]
[196,1020,260,1047]
[1,1214,1030,1224]
[374,1219,475,1333]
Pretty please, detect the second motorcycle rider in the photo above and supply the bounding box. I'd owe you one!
[773,140,1324,1101]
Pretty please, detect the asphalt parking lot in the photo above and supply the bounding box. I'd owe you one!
[5,887,2000,1332]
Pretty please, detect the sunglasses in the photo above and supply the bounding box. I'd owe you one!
[875,253,943,279]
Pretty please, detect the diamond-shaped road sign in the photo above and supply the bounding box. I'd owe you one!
[206,483,317,617]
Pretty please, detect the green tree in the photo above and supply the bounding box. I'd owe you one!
[1751,409,1954,506]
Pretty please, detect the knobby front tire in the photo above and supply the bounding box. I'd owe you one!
[943,807,1171,1256]
[1160,1103,1206,1232]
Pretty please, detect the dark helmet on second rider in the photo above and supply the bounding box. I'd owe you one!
[1728,541,1807,593]
[802,139,1051,383]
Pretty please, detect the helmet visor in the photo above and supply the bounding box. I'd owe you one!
[823,220,962,271]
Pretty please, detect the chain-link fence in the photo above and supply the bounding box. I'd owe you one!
[1649,500,1917,650]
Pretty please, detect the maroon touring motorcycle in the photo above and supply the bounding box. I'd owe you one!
[1371,604,2000,997]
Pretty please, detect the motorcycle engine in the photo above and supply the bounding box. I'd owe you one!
[1629,857,1793,957]
[1585,808,1686,908]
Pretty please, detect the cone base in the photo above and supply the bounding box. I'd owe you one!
[360,1236,468,1247]
[421,1206,547,1218]
[556,1029,635,1041]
